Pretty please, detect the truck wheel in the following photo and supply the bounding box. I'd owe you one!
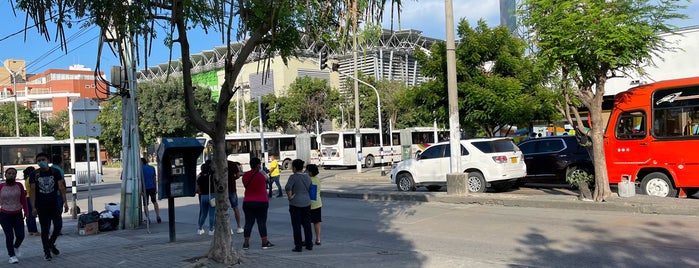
[282,159,291,170]
[640,172,677,197]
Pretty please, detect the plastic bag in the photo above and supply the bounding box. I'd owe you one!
[309,183,318,201]
[209,196,216,207]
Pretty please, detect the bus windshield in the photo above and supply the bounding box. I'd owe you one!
[321,134,339,146]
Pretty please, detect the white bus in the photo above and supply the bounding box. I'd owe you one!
[0,136,103,185]
[319,128,399,168]
[199,132,320,172]
[398,127,449,158]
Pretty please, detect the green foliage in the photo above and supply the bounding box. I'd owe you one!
[566,170,594,187]
[0,102,49,137]
[96,79,216,156]
[412,19,556,136]
[272,76,341,133]
[45,110,69,139]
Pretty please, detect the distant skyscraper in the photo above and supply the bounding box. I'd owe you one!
[500,0,517,34]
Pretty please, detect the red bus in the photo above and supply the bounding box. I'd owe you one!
[604,76,699,197]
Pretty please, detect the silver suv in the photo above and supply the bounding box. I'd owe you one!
[390,138,527,192]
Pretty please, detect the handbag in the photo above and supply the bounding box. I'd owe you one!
[309,183,318,201]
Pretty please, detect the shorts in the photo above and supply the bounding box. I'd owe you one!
[228,192,239,208]
[310,207,322,223]
[146,188,157,203]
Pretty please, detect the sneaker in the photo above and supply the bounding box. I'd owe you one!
[208,230,214,236]
[8,256,18,264]
[236,228,244,234]
[157,217,162,223]
[50,245,60,255]
[13,248,20,257]
[197,229,205,235]
[44,253,52,261]
[261,241,275,249]
[242,243,249,250]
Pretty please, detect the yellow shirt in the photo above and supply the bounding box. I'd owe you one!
[310,176,322,209]
[270,159,280,177]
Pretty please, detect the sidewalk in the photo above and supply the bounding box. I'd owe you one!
[8,167,691,267]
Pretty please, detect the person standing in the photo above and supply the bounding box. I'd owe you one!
[227,161,244,234]
[306,164,323,246]
[29,152,68,261]
[267,155,282,198]
[195,160,216,235]
[0,168,29,264]
[21,167,39,236]
[141,158,162,223]
[241,157,274,250]
[284,159,313,252]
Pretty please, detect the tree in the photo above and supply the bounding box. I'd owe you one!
[520,0,686,201]
[412,19,555,137]
[12,0,404,264]
[45,110,69,139]
[0,102,47,137]
[96,98,123,159]
[282,76,341,133]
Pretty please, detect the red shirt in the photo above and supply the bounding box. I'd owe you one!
[241,170,268,202]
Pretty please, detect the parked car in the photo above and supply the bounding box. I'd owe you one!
[390,138,527,192]
[516,135,593,185]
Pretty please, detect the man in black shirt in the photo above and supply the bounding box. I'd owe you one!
[29,152,68,261]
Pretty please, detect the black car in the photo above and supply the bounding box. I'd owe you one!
[517,135,593,185]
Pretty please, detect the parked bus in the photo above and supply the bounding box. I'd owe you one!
[0,136,103,186]
[319,128,400,168]
[198,132,319,172]
[605,76,699,197]
[398,127,449,158]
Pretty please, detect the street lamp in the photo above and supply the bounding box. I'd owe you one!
[4,66,21,137]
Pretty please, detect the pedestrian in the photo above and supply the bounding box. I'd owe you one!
[305,164,322,246]
[0,168,29,264]
[241,157,274,250]
[21,167,39,236]
[227,160,244,234]
[141,158,162,223]
[195,160,216,235]
[284,159,313,252]
[267,155,282,198]
[29,152,69,261]
[50,155,66,215]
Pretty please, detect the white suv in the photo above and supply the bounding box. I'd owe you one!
[390,138,527,192]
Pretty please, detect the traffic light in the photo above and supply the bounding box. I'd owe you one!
[320,52,328,70]
[261,102,270,123]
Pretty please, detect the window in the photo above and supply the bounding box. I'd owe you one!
[419,145,444,159]
[321,134,339,146]
[616,111,647,139]
[539,140,565,153]
[443,144,469,157]
[652,86,699,138]
[472,139,519,153]
[517,141,536,154]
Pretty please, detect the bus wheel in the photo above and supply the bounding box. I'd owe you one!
[365,155,375,168]
[397,173,416,192]
[640,172,677,197]
[282,159,291,170]
[467,171,487,193]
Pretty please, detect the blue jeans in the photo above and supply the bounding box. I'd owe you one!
[268,176,282,197]
[0,212,25,257]
[198,194,215,231]
[26,197,38,233]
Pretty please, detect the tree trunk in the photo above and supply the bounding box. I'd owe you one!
[589,84,612,202]
[207,136,238,264]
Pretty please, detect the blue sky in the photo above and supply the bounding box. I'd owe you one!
[1,0,697,82]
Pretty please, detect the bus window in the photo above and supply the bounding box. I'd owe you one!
[279,138,295,151]
[362,133,379,147]
[342,135,354,147]
[616,111,646,140]
[391,133,400,145]
[321,134,340,146]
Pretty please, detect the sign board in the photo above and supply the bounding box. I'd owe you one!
[73,98,100,124]
[74,124,102,137]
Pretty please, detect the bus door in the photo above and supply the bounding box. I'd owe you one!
[605,110,649,183]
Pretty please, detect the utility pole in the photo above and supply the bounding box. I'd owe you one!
[352,2,362,173]
[445,0,461,172]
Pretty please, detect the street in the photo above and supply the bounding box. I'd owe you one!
[27,168,695,268]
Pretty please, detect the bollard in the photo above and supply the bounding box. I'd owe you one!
[447,173,468,195]
[71,174,78,219]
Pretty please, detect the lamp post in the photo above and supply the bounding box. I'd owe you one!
[5,69,20,137]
